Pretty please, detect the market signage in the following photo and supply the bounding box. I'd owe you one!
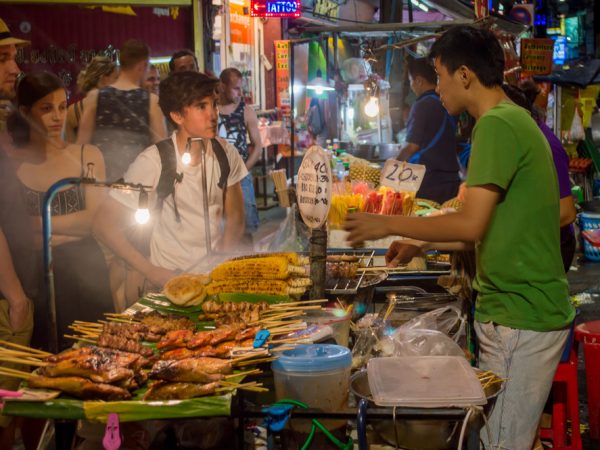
[250,0,301,18]
[473,0,488,19]
[297,146,332,229]
[380,160,426,193]
[520,38,554,76]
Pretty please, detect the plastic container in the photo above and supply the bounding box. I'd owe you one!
[303,308,351,347]
[272,344,352,431]
[579,212,600,261]
[367,356,486,408]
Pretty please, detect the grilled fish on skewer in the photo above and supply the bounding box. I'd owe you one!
[143,381,220,400]
[45,346,149,370]
[150,359,229,382]
[40,358,134,384]
[28,375,132,400]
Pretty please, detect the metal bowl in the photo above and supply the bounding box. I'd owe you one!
[350,368,503,449]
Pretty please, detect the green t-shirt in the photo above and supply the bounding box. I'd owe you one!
[467,102,574,331]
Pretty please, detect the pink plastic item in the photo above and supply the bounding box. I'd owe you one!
[102,413,121,450]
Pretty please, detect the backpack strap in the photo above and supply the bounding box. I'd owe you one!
[156,138,182,222]
[210,138,231,190]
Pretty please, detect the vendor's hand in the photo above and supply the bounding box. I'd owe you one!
[385,240,425,267]
[344,213,390,247]
[8,298,30,332]
[145,265,177,289]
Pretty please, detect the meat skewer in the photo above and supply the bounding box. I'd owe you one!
[97,333,154,357]
[28,375,132,400]
[40,358,135,384]
[143,381,220,401]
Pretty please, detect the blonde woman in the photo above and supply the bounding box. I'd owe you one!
[65,56,117,142]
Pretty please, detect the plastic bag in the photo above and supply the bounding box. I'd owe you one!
[377,328,465,358]
[255,204,310,253]
[568,109,585,142]
[399,304,466,343]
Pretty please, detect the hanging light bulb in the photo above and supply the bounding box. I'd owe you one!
[182,151,191,165]
[135,188,150,225]
[364,96,379,118]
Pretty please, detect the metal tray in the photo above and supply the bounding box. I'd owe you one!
[325,249,375,295]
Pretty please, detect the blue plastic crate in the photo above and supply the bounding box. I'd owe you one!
[580,212,600,261]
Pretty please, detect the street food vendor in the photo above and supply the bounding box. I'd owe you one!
[397,56,460,204]
[345,26,574,450]
[94,71,247,294]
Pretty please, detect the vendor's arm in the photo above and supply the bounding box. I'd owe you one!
[345,184,501,247]
[244,105,263,171]
[560,196,577,228]
[0,228,30,330]
[385,239,474,267]
[397,142,420,161]
[93,197,175,287]
[50,145,107,239]
[221,182,245,251]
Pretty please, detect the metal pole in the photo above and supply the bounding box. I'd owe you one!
[43,177,81,354]
[290,42,296,186]
[200,140,213,256]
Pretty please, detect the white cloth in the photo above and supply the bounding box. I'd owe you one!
[110,134,247,272]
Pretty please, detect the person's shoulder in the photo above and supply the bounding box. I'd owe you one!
[214,137,239,157]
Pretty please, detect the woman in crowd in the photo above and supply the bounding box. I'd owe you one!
[7,72,113,349]
[64,56,117,142]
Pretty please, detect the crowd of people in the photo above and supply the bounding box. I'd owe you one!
[0,19,264,447]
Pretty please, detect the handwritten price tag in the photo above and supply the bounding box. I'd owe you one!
[380,160,426,192]
[297,145,332,229]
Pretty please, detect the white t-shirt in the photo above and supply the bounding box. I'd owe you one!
[110,133,248,272]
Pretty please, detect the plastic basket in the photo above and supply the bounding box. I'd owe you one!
[579,212,600,261]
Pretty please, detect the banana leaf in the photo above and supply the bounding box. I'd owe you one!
[2,398,85,420]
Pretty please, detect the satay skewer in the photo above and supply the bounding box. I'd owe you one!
[270,299,328,308]
[64,334,97,345]
[0,356,47,367]
[0,340,51,358]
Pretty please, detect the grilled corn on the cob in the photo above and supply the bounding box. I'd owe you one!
[206,279,310,296]
[211,256,305,281]
[230,252,309,266]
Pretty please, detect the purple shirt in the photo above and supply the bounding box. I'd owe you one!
[538,121,574,243]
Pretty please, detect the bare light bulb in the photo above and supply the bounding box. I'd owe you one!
[364,96,379,118]
[135,208,150,225]
[182,151,191,165]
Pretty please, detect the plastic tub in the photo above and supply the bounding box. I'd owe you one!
[579,212,600,261]
[272,344,352,431]
[303,308,351,347]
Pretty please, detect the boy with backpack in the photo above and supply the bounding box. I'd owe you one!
[93,71,247,290]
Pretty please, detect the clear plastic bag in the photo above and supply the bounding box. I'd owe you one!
[399,304,466,342]
[255,204,310,253]
[377,328,465,358]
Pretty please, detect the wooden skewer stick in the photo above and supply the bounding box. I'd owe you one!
[223,368,262,379]
[270,345,297,352]
[64,334,97,344]
[216,381,268,393]
[230,350,270,364]
[0,367,32,380]
[73,320,102,328]
[0,356,47,367]
[0,340,51,357]
[106,317,140,324]
[262,305,321,315]
[269,336,308,344]
[270,299,328,308]
[104,313,138,320]
[236,357,277,367]
[253,311,300,324]
[0,348,45,360]
[269,324,307,335]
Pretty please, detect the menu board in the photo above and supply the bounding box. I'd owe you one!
[297,145,332,229]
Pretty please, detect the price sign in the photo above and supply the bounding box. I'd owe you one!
[297,145,332,229]
[380,160,426,193]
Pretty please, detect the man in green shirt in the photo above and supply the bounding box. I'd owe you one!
[344,26,574,449]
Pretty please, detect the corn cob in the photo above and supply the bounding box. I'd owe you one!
[230,252,309,266]
[211,256,304,281]
[287,278,312,288]
[206,279,309,296]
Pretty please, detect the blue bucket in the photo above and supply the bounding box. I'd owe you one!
[579,212,600,261]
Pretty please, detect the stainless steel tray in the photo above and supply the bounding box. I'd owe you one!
[325,249,376,295]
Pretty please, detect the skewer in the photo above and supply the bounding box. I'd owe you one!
[252,311,300,324]
[0,367,32,380]
[64,334,97,344]
[0,348,45,360]
[223,368,262,379]
[104,313,138,321]
[262,320,304,329]
[269,336,308,344]
[230,350,270,364]
[216,381,268,393]
[262,305,322,313]
[270,345,298,352]
[269,324,307,335]
[0,356,47,367]
[73,320,102,328]
[270,299,328,308]
[0,340,51,358]
[236,356,277,367]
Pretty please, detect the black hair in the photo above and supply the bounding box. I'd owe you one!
[168,49,197,72]
[429,25,504,88]
[406,56,437,85]
[503,82,542,122]
[158,71,219,127]
[7,72,65,147]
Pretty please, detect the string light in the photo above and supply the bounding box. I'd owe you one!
[135,188,150,225]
